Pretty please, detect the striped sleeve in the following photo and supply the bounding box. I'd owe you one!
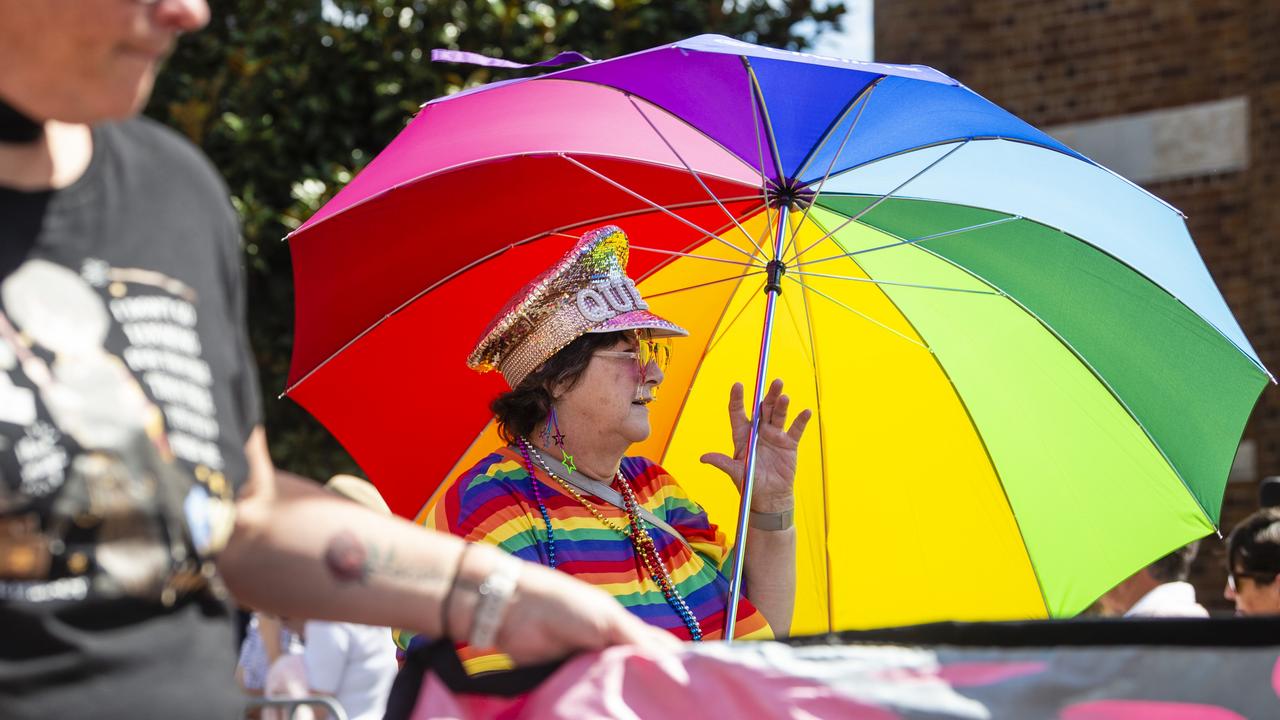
[418,453,541,674]
[426,454,544,561]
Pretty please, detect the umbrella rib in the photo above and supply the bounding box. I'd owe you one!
[745,61,777,250]
[786,140,970,266]
[799,179,1056,621]
[283,198,759,397]
[560,154,758,262]
[643,270,766,300]
[542,194,763,246]
[783,79,882,261]
[799,215,1023,268]
[791,78,881,184]
[779,282,815,367]
[789,276,834,630]
[630,245,764,269]
[847,209,1223,541]
[635,205,771,282]
[744,60,787,204]
[907,238,1224,536]
[625,95,769,260]
[788,270,1002,296]
[654,261,764,466]
[782,275,927,350]
[706,277,769,355]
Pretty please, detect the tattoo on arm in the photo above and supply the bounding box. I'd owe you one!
[324,530,368,583]
[322,530,447,588]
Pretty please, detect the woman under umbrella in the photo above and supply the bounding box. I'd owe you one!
[405,225,810,674]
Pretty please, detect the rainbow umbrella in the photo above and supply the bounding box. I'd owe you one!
[284,35,1272,635]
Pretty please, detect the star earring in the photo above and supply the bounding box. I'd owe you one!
[545,404,574,473]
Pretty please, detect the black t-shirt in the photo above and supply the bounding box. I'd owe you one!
[0,118,262,718]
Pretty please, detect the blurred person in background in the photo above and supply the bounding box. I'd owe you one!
[1258,476,1280,509]
[0,2,672,718]
[291,475,399,720]
[1097,541,1207,618]
[237,612,302,713]
[1224,508,1280,616]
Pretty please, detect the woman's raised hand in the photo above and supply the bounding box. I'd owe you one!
[699,379,811,513]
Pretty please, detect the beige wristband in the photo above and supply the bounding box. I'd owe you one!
[749,507,794,531]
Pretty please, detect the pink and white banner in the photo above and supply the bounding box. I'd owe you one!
[393,619,1280,719]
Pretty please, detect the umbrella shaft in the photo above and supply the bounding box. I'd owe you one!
[725,205,789,641]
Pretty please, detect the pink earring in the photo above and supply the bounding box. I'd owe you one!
[544,405,566,448]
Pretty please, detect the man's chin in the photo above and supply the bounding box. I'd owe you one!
[123,75,158,117]
[88,74,158,123]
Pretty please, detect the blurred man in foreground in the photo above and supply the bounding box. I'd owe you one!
[0,2,670,718]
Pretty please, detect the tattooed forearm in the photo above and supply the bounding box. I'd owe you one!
[322,530,449,587]
[323,530,369,583]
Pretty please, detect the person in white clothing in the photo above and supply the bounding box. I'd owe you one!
[1098,541,1208,618]
[303,619,398,720]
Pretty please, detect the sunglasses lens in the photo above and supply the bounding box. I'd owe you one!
[644,340,671,372]
[630,334,673,373]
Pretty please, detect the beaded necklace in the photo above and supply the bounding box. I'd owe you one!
[516,440,557,569]
[516,438,704,641]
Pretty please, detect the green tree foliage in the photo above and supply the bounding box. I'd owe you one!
[146,0,845,482]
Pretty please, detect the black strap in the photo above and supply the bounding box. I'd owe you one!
[0,97,43,144]
[383,638,563,719]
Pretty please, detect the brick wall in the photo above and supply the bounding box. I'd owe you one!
[875,0,1280,613]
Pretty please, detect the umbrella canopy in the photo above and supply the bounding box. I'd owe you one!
[285,35,1272,634]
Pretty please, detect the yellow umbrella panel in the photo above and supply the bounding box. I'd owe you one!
[640,208,1212,634]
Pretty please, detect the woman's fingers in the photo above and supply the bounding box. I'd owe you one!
[731,377,812,444]
[700,452,742,488]
[726,382,749,454]
[727,381,747,426]
[771,393,790,428]
[756,378,780,426]
[787,408,813,443]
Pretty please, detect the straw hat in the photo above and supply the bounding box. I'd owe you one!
[324,474,391,516]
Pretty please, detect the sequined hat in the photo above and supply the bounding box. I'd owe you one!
[468,225,688,388]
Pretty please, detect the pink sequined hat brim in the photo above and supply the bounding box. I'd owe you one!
[588,309,688,338]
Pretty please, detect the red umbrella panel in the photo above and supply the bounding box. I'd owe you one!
[287,78,766,517]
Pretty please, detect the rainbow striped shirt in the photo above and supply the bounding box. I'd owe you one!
[406,447,772,674]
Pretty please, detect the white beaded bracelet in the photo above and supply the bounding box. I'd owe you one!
[468,553,523,649]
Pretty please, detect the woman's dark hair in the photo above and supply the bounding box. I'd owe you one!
[491,331,629,443]
[1227,507,1280,578]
